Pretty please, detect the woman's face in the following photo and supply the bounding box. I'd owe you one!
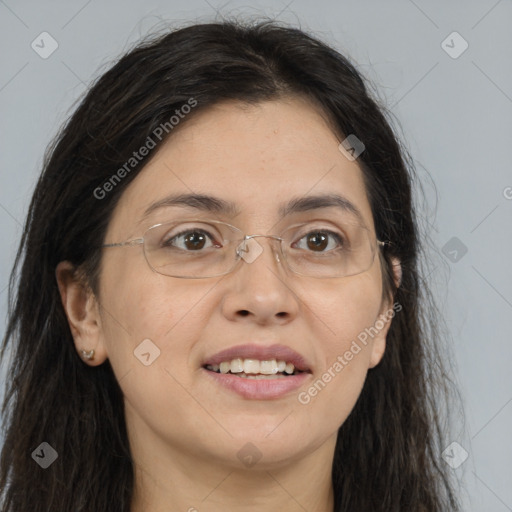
[68,97,397,473]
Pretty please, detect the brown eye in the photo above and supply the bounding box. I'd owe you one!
[183,231,207,250]
[294,230,345,252]
[307,232,328,251]
[164,229,218,251]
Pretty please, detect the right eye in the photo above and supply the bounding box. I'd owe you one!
[162,228,223,251]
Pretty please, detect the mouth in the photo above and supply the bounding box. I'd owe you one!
[203,358,309,378]
[202,343,312,376]
[201,344,312,399]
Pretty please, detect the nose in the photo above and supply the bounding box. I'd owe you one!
[220,235,300,325]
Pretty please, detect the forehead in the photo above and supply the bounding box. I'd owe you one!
[108,98,375,236]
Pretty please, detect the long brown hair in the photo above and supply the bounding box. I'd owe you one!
[1,19,462,511]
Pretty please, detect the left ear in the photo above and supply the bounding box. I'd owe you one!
[369,256,402,368]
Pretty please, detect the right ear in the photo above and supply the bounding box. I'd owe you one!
[391,256,402,289]
[55,261,108,366]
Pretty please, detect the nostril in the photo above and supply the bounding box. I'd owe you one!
[238,310,250,317]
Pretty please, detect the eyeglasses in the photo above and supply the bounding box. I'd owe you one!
[101,218,389,279]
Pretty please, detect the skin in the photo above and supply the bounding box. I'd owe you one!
[57,96,401,512]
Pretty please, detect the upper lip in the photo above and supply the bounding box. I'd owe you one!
[203,344,312,372]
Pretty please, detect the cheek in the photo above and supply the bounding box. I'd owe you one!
[295,272,383,429]
[307,269,384,349]
[97,269,212,433]
[98,258,210,371]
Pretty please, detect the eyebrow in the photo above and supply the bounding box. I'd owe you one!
[141,192,366,225]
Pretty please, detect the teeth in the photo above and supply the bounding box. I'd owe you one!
[230,358,244,373]
[240,374,288,379]
[259,359,278,375]
[219,362,231,374]
[206,358,300,375]
[243,359,261,374]
[284,362,294,375]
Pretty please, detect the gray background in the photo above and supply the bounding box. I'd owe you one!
[1,1,511,510]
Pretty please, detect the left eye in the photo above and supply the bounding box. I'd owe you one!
[293,230,345,252]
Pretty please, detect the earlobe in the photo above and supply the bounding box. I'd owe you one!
[392,257,402,288]
[55,261,108,366]
[369,336,386,369]
[369,258,401,369]
[368,311,391,369]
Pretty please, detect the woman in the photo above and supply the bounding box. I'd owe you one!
[0,20,462,511]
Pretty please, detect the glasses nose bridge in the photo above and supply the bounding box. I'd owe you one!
[241,233,285,264]
[245,233,283,242]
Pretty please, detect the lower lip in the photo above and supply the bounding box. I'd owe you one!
[201,368,311,400]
